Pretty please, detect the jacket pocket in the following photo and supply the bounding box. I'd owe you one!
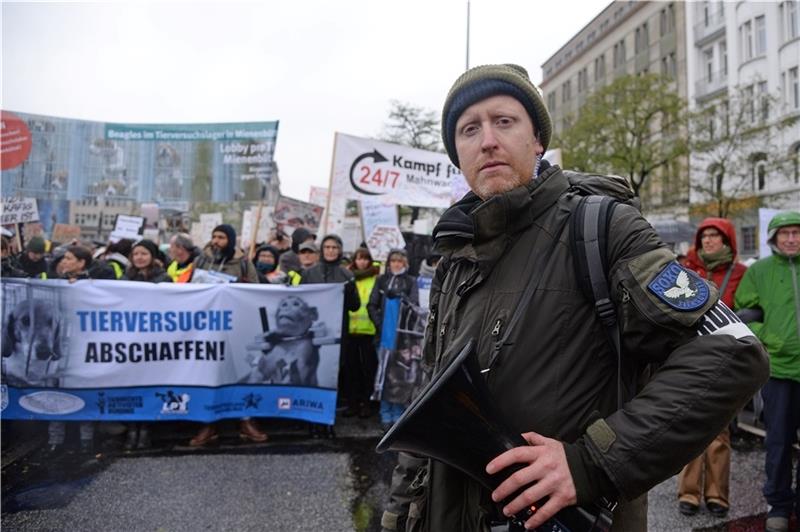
[404,461,430,532]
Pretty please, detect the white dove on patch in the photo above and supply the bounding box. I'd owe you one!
[664,270,697,299]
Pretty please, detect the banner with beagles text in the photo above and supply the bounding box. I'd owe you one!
[1,279,343,424]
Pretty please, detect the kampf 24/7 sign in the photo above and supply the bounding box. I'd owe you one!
[330,133,459,208]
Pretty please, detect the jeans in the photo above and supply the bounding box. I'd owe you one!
[48,421,94,445]
[380,400,405,424]
[761,377,800,518]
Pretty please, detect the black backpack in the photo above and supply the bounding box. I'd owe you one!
[565,171,640,409]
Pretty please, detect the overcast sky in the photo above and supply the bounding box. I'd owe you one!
[2,0,605,201]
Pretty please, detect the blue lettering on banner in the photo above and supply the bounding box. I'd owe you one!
[647,262,710,311]
[76,310,234,333]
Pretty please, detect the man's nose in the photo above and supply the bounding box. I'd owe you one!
[480,125,499,151]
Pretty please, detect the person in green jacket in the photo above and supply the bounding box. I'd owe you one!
[734,210,800,532]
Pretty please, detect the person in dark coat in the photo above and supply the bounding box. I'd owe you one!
[300,234,360,437]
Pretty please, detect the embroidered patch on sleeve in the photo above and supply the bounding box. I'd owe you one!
[647,262,710,311]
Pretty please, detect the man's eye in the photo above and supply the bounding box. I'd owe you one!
[461,124,478,136]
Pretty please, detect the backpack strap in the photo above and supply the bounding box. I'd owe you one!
[570,195,623,409]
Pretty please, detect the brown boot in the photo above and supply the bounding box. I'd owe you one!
[239,419,268,443]
[189,424,218,447]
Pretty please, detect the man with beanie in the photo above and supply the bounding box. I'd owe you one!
[192,224,258,283]
[301,234,360,437]
[677,218,748,518]
[381,64,768,532]
[735,211,800,532]
[189,223,265,446]
[11,236,49,278]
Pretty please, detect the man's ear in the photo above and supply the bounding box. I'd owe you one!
[2,313,17,358]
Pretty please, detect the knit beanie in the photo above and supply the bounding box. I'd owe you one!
[26,236,46,254]
[291,227,313,254]
[132,239,165,266]
[212,224,237,260]
[441,64,551,168]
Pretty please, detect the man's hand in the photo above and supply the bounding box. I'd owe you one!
[486,431,577,530]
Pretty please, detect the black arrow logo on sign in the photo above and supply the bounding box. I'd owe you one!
[350,149,388,195]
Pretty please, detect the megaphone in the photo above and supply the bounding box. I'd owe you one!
[376,340,615,532]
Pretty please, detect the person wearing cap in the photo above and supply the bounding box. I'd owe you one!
[367,248,419,431]
[10,236,49,278]
[677,218,748,518]
[166,233,199,283]
[297,240,321,274]
[189,224,265,446]
[300,234,360,438]
[734,211,800,532]
[381,64,768,532]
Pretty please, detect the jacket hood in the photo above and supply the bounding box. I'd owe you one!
[767,211,800,256]
[692,217,738,257]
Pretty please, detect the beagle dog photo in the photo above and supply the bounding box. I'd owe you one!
[2,299,63,387]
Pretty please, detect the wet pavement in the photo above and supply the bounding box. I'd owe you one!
[1,418,792,531]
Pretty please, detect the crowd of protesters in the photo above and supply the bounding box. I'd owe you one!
[1,223,435,454]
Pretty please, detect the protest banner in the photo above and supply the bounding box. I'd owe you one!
[341,218,363,252]
[0,279,344,425]
[272,196,323,233]
[308,186,328,207]
[2,111,278,204]
[195,212,223,246]
[366,225,406,262]
[240,206,274,249]
[360,198,398,243]
[109,214,144,242]
[1,197,39,225]
[51,223,83,243]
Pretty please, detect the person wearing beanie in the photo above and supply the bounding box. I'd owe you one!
[381,64,768,532]
[253,244,286,284]
[300,234,360,438]
[118,239,171,450]
[189,223,265,446]
[735,211,800,532]
[11,235,49,278]
[191,224,258,283]
[677,218,748,518]
[367,248,419,431]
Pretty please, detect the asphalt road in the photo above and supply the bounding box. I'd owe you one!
[0,418,779,532]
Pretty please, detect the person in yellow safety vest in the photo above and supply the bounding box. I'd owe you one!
[99,239,133,279]
[166,233,199,283]
[343,247,380,418]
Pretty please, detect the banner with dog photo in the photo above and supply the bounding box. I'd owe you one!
[0,279,344,424]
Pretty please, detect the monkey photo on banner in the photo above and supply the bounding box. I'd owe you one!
[242,295,336,387]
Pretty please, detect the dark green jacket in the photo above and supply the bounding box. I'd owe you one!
[386,165,769,532]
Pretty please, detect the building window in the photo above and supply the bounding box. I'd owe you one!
[635,24,649,54]
[758,81,769,121]
[741,226,757,254]
[755,15,767,56]
[740,20,753,61]
[595,54,606,81]
[660,5,675,36]
[704,48,714,81]
[745,85,756,122]
[788,67,800,109]
[547,92,557,113]
[792,143,800,183]
[578,68,588,93]
[709,163,723,194]
[751,153,767,191]
[719,41,727,76]
[781,1,798,42]
[562,80,572,103]
[613,40,626,69]
[668,52,677,78]
[721,99,730,136]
